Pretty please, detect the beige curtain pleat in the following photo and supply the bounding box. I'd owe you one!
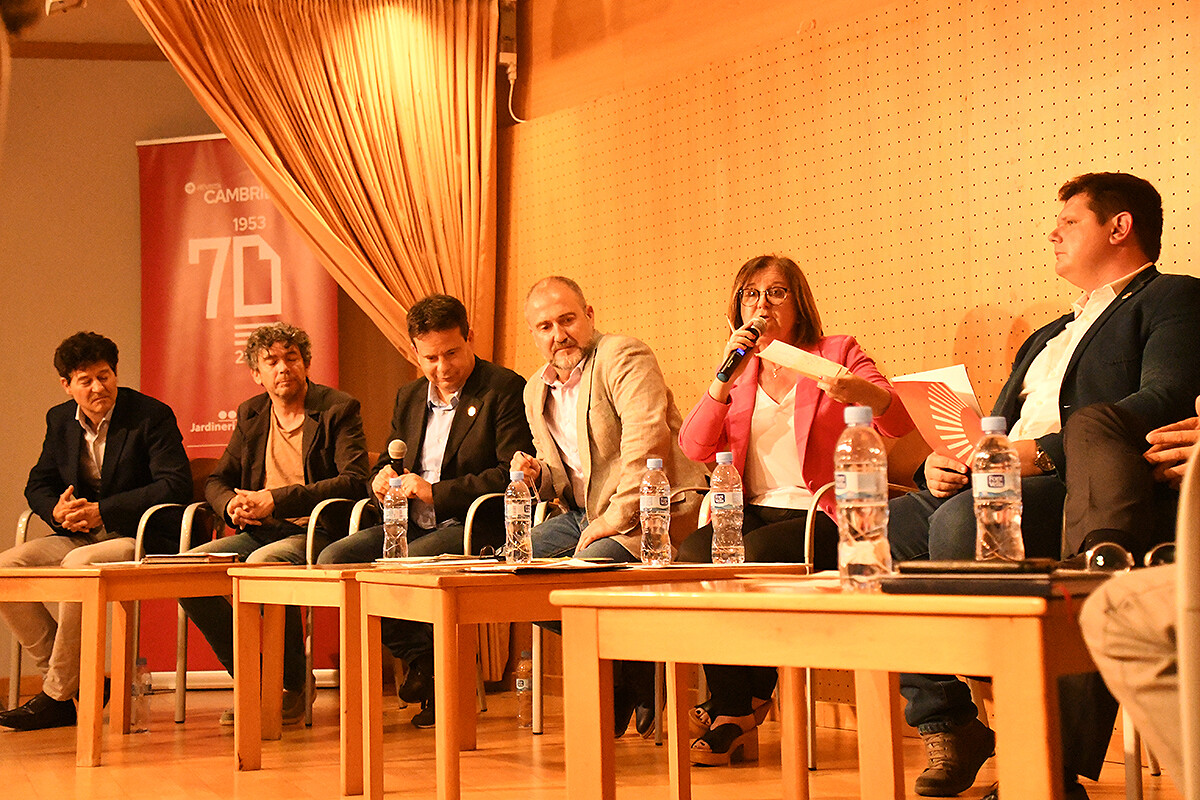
[476,621,509,682]
[126,0,499,360]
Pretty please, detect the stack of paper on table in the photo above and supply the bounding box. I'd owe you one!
[892,365,985,462]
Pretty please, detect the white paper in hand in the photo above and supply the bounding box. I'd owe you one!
[758,340,848,382]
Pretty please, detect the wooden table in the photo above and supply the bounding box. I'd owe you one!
[231,564,370,796]
[0,562,233,766]
[551,579,1098,800]
[357,563,807,800]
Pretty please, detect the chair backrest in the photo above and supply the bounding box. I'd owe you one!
[189,457,219,503]
[1177,441,1200,800]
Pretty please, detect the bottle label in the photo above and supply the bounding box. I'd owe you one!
[640,495,670,512]
[505,499,531,521]
[515,677,531,691]
[972,471,1018,497]
[711,490,742,510]
[834,471,886,501]
[382,506,404,524]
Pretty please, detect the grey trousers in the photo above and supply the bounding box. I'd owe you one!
[0,533,135,701]
[1080,565,1184,790]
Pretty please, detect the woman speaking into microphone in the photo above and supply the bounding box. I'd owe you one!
[677,254,914,766]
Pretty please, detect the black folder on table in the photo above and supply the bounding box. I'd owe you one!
[880,570,1111,598]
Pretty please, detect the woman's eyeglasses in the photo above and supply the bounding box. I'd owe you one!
[738,286,789,307]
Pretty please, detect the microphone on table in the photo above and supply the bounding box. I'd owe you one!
[716,317,767,383]
[387,439,408,473]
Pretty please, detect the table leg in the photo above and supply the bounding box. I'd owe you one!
[458,623,478,751]
[992,626,1062,800]
[362,611,384,800]
[340,584,364,796]
[234,588,262,771]
[779,666,810,800]
[562,607,615,800]
[261,604,285,740]
[433,593,462,800]
[77,579,106,767]
[665,661,691,800]
[111,599,136,734]
[853,670,904,800]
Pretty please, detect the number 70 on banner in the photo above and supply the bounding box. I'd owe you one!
[190,235,283,319]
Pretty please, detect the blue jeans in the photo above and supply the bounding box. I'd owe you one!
[888,477,1066,731]
[179,529,329,692]
[530,509,638,562]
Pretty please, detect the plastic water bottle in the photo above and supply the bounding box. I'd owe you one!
[710,451,745,564]
[129,657,151,733]
[639,457,672,565]
[504,470,533,564]
[382,476,408,559]
[515,649,534,728]
[971,416,1025,561]
[834,405,891,591]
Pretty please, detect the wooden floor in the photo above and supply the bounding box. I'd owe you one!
[0,688,1183,800]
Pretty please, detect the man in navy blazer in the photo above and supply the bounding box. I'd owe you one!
[319,294,533,728]
[0,332,190,731]
[888,173,1200,800]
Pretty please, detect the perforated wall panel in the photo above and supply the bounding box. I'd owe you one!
[500,0,1198,418]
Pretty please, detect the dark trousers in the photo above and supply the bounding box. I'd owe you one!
[1062,402,1178,560]
[679,505,837,718]
[317,515,506,665]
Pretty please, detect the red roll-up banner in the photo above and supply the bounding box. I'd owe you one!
[137,134,340,675]
[138,133,339,457]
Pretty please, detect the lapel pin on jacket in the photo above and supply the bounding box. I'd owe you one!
[468,405,477,417]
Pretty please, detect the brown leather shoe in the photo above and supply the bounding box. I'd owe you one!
[914,717,995,796]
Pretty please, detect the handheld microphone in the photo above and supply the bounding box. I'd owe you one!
[387,439,408,473]
[716,317,767,383]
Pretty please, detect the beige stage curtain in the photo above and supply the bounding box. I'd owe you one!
[125,0,500,360]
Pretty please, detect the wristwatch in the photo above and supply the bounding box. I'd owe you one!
[1033,444,1056,474]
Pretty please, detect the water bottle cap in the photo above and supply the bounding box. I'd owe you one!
[981,416,1008,434]
[510,470,525,481]
[715,451,734,465]
[520,650,531,658]
[388,476,403,487]
[843,405,873,425]
[646,457,664,469]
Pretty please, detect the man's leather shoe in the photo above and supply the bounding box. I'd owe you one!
[411,697,435,729]
[398,655,433,705]
[914,717,995,796]
[0,692,77,731]
[980,779,1089,800]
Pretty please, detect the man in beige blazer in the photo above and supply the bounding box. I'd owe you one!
[511,276,705,738]
[512,275,704,561]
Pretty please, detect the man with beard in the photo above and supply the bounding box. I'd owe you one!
[511,276,705,736]
[180,322,369,725]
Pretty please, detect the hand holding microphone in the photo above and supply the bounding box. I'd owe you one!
[716,316,767,383]
[372,439,409,500]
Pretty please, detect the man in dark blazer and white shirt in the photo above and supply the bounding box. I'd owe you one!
[0,332,191,731]
[318,294,533,728]
[180,322,369,725]
[889,173,1200,800]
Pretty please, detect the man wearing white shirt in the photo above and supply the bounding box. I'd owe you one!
[888,173,1200,799]
[318,294,532,728]
[0,332,190,731]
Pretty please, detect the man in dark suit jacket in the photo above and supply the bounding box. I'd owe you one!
[888,173,1200,800]
[179,322,369,725]
[319,294,532,728]
[0,332,190,731]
